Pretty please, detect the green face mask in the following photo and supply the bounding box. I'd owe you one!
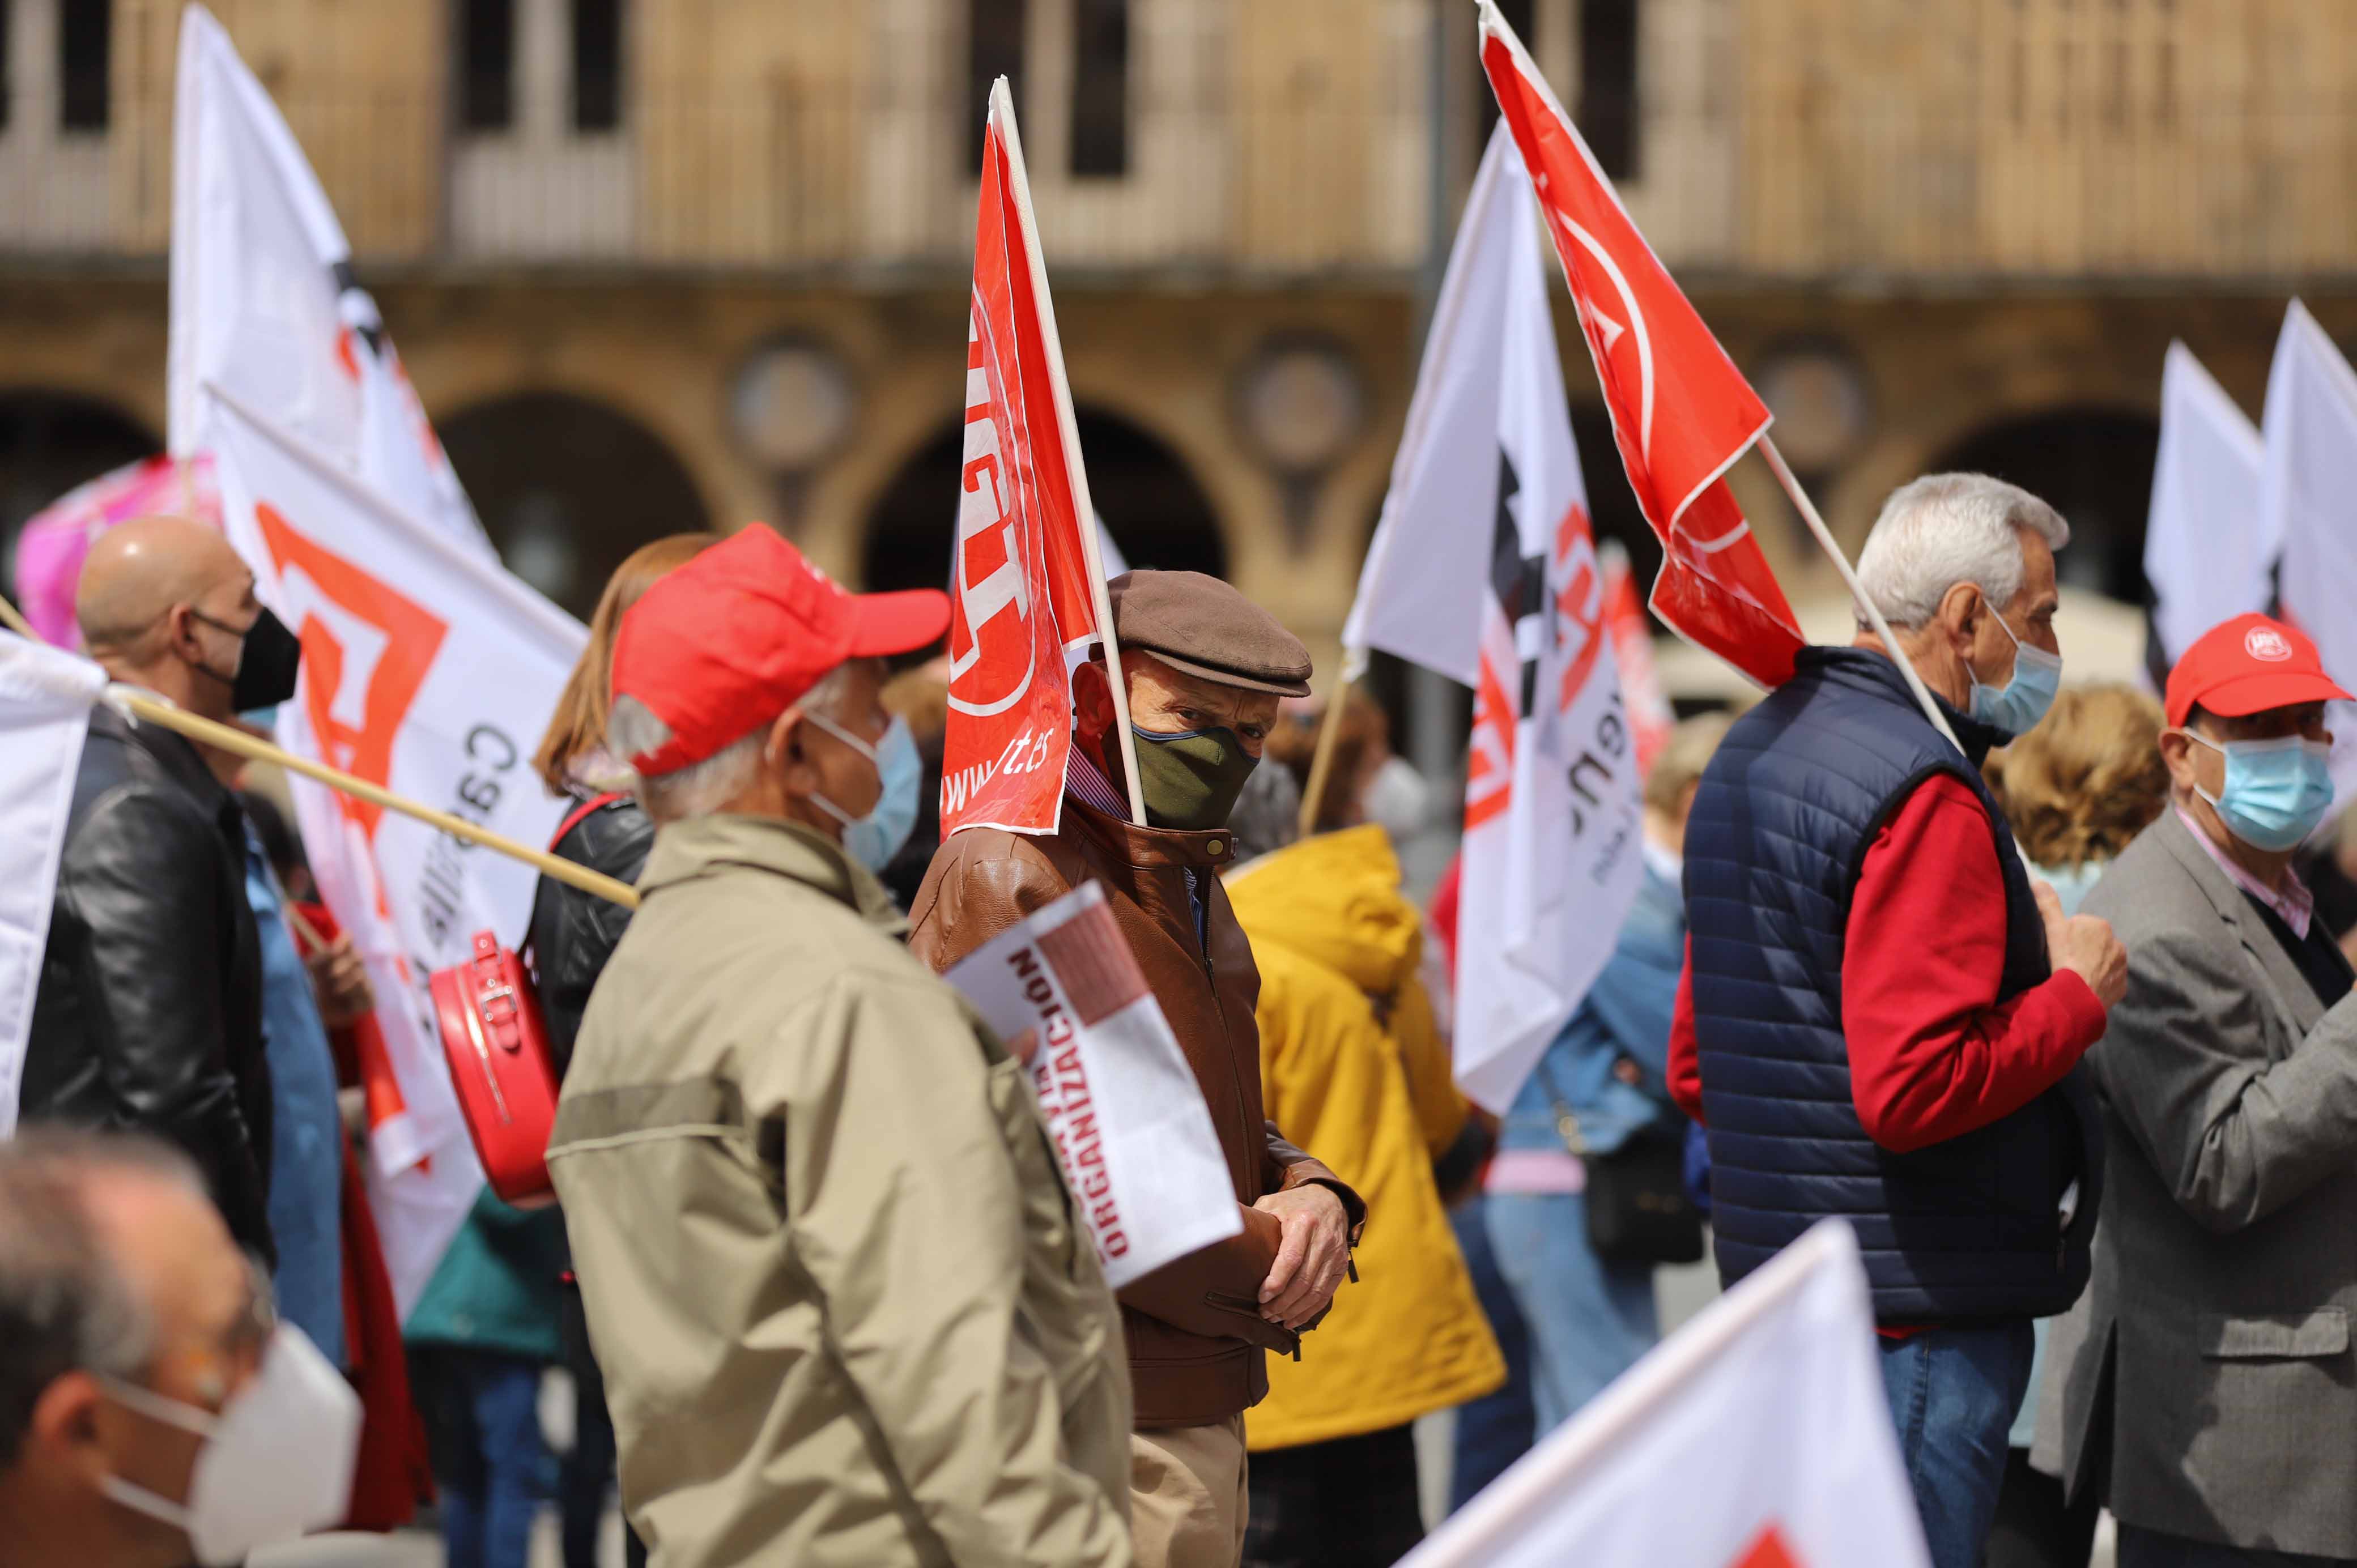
[1126,722,1261,832]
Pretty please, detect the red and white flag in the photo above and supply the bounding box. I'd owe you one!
[1343,126,1645,1114]
[1409,1221,1930,1568]
[169,5,489,559]
[1479,3,1803,689]
[1601,540,1677,777]
[210,386,586,1313]
[946,882,1241,1287]
[942,80,1118,836]
[2264,300,2357,808]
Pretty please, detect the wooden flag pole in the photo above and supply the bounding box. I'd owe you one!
[1,568,635,909]
[992,77,1150,826]
[1758,434,1965,756]
[1295,676,1353,838]
[114,694,640,908]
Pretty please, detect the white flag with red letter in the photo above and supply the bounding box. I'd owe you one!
[1601,540,1677,777]
[942,81,1117,837]
[169,4,488,557]
[2145,342,2267,671]
[947,881,1241,1288]
[0,633,109,1136]
[1343,126,1644,1114]
[1409,1221,1930,1568]
[1479,3,1803,690]
[209,386,586,1313]
[2265,300,2357,808]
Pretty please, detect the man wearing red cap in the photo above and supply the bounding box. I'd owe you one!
[2061,612,2357,1568]
[544,525,1136,1568]
[910,570,1364,1568]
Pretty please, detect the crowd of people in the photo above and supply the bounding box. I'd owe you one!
[7,468,2357,1568]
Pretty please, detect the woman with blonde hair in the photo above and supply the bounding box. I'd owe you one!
[527,530,717,1568]
[1982,682,2169,1568]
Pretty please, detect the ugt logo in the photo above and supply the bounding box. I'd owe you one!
[947,296,1040,719]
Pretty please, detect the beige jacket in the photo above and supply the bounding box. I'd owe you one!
[547,815,1133,1568]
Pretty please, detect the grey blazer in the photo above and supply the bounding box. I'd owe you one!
[2061,808,2357,1559]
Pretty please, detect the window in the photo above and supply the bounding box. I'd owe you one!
[1069,0,1128,177]
[1579,0,1640,179]
[1477,0,1535,144]
[572,0,623,132]
[460,0,516,133]
[59,0,108,133]
[968,0,1025,171]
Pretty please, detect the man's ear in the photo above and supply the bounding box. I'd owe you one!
[763,708,806,776]
[30,1371,109,1481]
[1073,658,1113,733]
[1934,581,1985,653]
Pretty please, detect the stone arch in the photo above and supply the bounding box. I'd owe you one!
[1927,406,2162,603]
[437,390,712,620]
[0,390,160,597]
[861,404,1228,595]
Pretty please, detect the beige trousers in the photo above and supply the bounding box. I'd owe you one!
[1129,1416,1249,1568]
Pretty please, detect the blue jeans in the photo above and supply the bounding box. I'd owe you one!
[1877,1322,2035,1568]
[1486,1191,1660,1434]
[412,1347,551,1568]
[1446,1197,1534,1511]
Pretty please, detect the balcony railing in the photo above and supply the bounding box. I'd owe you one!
[2,76,2354,282]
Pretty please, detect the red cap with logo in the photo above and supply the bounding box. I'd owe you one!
[611,523,950,775]
[2164,612,2351,728]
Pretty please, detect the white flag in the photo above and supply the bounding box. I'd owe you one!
[2266,300,2357,808]
[209,386,586,1311]
[2146,342,2267,668]
[1343,125,1644,1113]
[947,881,1242,1288]
[1409,1221,1929,1568]
[0,634,108,1136]
[169,5,489,557]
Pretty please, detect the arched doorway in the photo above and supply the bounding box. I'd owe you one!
[1929,408,2161,603]
[862,406,1227,594]
[438,392,710,621]
[0,391,159,598]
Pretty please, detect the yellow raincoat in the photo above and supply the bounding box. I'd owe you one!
[1226,825,1505,1450]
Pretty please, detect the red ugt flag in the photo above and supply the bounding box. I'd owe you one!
[1479,3,1805,688]
[943,80,1104,837]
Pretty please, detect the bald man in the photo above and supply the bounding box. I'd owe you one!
[22,516,303,1263]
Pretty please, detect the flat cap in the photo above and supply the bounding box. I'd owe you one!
[1108,570,1312,698]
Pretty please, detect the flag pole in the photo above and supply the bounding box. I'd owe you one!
[993,78,1150,827]
[110,692,640,909]
[1296,675,1353,838]
[1758,436,1965,756]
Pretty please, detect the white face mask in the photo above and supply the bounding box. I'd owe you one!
[99,1326,361,1566]
[1361,756,1432,843]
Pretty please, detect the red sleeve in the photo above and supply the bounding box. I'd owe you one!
[1844,774,2108,1153]
[1669,931,1703,1124]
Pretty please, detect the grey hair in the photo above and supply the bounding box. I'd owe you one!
[0,1129,202,1465]
[609,663,858,824]
[1854,473,2070,632]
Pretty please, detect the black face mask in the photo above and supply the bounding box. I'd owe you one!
[192,607,304,714]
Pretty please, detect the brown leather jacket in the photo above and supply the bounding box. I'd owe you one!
[910,794,1365,1428]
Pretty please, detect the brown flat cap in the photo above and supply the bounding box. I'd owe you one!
[1107,570,1313,697]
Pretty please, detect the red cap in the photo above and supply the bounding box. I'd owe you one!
[611,523,950,774]
[2164,612,2351,728]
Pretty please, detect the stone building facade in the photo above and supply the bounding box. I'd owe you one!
[2,0,2354,700]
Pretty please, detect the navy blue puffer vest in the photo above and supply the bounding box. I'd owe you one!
[1684,647,2101,1323]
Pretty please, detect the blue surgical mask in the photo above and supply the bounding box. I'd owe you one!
[807,712,921,872]
[2183,730,2336,853]
[1968,605,2063,738]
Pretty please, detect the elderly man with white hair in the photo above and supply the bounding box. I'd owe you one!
[1666,473,2127,1568]
[546,523,1137,1568]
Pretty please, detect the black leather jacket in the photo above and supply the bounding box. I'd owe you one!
[24,707,274,1262]
[527,791,653,1080]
